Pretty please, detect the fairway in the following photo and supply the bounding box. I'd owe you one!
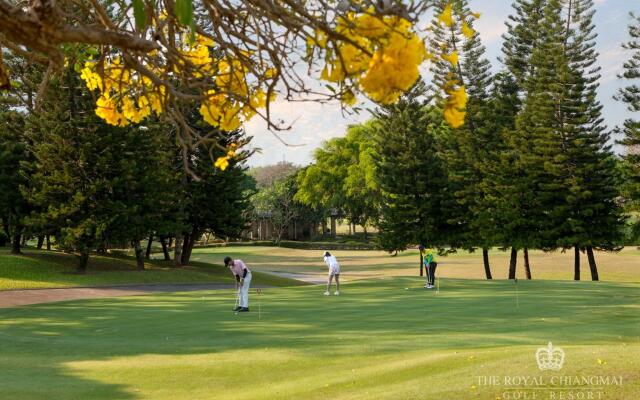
[1,278,638,399]
[190,246,640,283]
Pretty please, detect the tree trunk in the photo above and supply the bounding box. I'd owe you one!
[77,250,89,274]
[173,232,183,267]
[352,223,356,234]
[181,231,198,265]
[145,235,153,260]
[508,247,517,279]
[21,234,27,246]
[11,229,21,254]
[36,235,45,250]
[321,219,327,237]
[330,217,336,238]
[168,236,173,248]
[46,235,51,251]
[574,245,580,281]
[159,235,170,261]
[134,240,145,270]
[348,222,352,235]
[482,248,492,280]
[586,246,599,281]
[523,248,532,279]
[363,225,368,240]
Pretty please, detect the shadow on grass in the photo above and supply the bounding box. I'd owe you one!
[0,278,638,398]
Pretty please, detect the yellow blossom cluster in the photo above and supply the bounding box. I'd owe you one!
[199,56,273,132]
[443,80,468,128]
[80,33,271,169]
[81,57,165,127]
[214,143,238,171]
[436,2,481,128]
[314,9,429,105]
[309,2,479,128]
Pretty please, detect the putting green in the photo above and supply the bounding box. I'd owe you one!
[1,278,638,399]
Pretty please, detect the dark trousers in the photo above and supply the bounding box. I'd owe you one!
[427,262,438,285]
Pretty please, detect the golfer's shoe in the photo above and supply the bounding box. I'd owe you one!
[324,291,330,296]
[233,306,242,311]
[238,307,250,312]
[334,291,340,296]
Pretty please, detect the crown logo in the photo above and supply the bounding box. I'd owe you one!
[536,342,565,371]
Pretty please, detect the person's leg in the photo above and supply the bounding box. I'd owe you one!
[241,272,252,309]
[429,263,437,286]
[325,274,333,295]
[424,264,430,287]
[334,274,340,294]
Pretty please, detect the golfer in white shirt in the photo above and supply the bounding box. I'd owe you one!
[323,251,341,296]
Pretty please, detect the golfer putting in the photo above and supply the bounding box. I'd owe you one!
[224,256,252,312]
[419,245,438,289]
[323,251,341,296]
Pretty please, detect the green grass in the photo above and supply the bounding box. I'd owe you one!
[0,248,304,291]
[0,278,638,399]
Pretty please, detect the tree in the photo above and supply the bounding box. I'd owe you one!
[556,0,624,280]
[0,107,28,254]
[0,1,471,166]
[296,122,379,235]
[500,0,547,95]
[251,176,298,244]
[616,13,640,243]
[24,67,179,272]
[249,162,299,189]
[429,0,495,279]
[373,84,454,268]
[175,109,255,265]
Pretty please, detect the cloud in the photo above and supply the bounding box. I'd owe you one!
[244,97,370,166]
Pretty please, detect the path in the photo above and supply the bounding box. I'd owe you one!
[0,283,253,308]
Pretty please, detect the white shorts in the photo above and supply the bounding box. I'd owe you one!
[329,266,340,276]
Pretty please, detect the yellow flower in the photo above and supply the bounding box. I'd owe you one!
[95,94,127,126]
[597,358,607,365]
[442,51,459,66]
[462,22,475,39]
[471,12,481,19]
[444,84,467,128]
[214,156,230,170]
[355,11,386,38]
[438,3,454,27]
[80,64,102,91]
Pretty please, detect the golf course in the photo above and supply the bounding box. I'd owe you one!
[1,246,638,399]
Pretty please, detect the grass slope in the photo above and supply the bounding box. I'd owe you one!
[1,278,638,399]
[0,249,304,291]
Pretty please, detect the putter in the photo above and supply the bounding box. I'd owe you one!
[234,288,241,314]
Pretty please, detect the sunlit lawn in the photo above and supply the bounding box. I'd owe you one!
[1,278,638,399]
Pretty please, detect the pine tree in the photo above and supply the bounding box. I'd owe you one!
[501,0,547,94]
[25,67,180,272]
[429,0,496,278]
[557,0,624,280]
[616,13,640,243]
[507,0,570,279]
[373,83,454,265]
[0,107,28,254]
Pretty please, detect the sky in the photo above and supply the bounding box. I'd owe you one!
[244,0,637,167]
